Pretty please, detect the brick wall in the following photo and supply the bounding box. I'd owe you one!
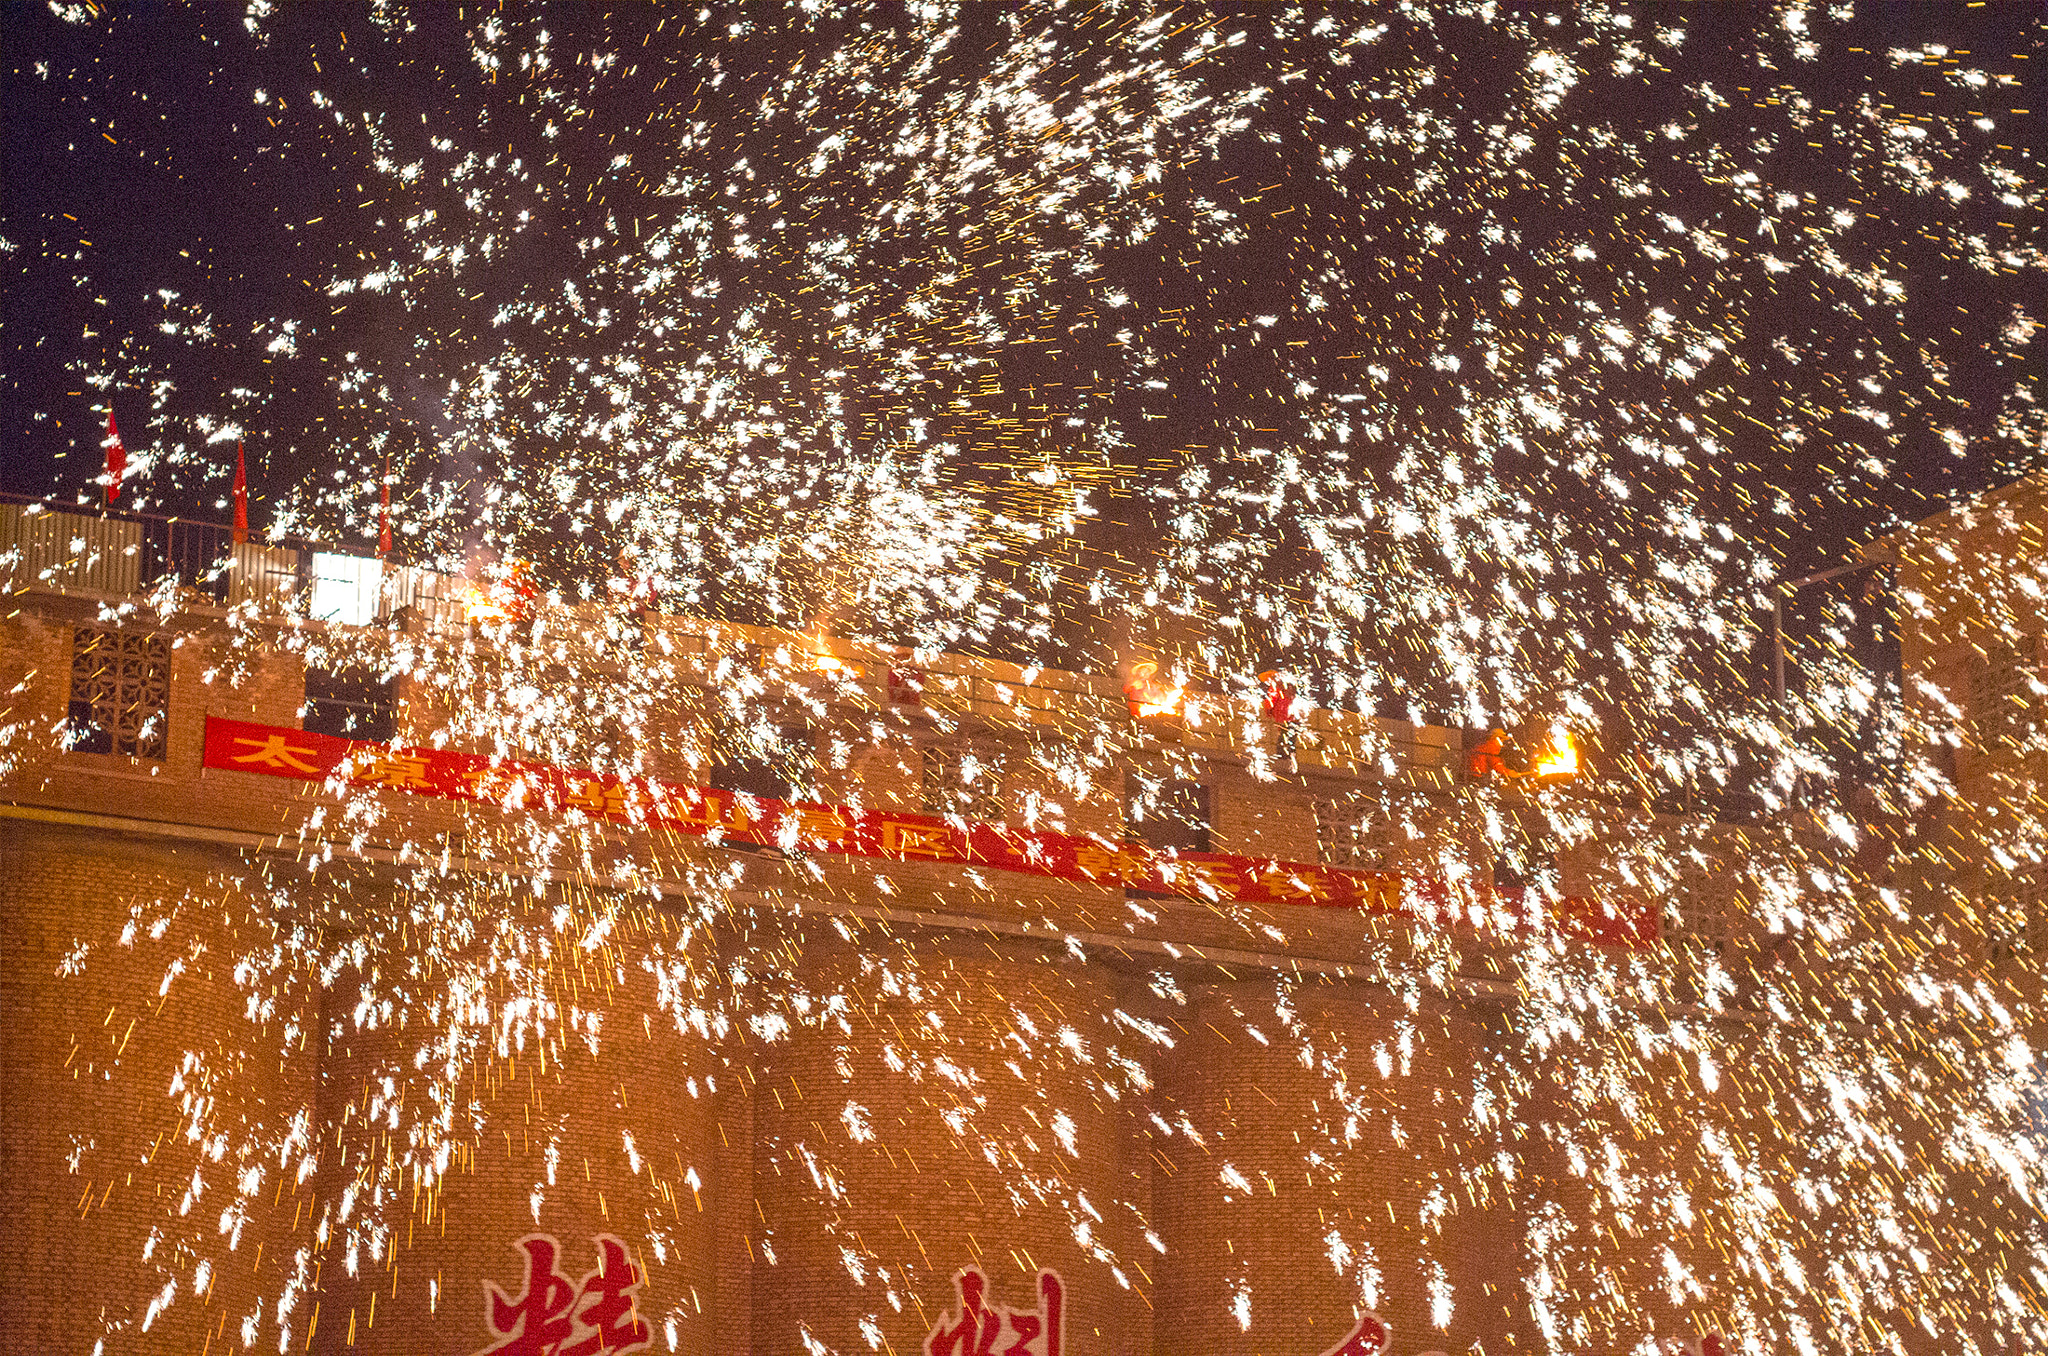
[743,927,1159,1356]
[0,819,312,1353]
[1148,981,1532,1354]
[0,592,1922,1355]
[302,871,727,1355]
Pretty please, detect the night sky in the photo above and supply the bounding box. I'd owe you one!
[4,1,2043,725]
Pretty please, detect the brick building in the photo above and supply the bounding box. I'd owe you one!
[1859,470,2048,989]
[0,494,2007,1355]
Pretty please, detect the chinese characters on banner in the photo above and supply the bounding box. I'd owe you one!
[475,1234,650,1356]
[201,715,1657,950]
[925,1268,1063,1356]
[464,1238,1729,1356]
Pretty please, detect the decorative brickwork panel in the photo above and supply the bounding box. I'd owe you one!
[1969,632,2047,750]
[66,626,169,758]
[1314,795,1385,870]
[920,742,1007,821]
[1983,864,2048,965]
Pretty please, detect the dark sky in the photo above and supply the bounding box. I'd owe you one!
[3,2,2042,725]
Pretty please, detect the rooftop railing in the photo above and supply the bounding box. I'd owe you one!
[2,490,1463,780]
[0,491,473,629]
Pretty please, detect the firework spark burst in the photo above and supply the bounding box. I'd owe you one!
[2,3,2045,1354]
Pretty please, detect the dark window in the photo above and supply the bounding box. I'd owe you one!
[67,627,170,758]
[1126,774,1210,853]
[1777,561,1902,794]
[304,664,396,742]
[711,726,812,804]
[713,755,790,803]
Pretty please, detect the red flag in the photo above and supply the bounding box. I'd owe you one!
[232,441,250,545]
[103,407,126,505]
[378,455,393,556]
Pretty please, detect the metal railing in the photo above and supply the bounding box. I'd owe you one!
[2,492,1464,781]
[1,491,389,615]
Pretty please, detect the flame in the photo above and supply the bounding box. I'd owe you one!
[1134,687,1184,717]
[1125,661,1188,718]
[461,582,513,624]
[463,559,535,624]
[1529,728,1579,780]
[797,628,856,676]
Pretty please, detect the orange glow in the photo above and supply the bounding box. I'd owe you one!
[462,559,536,625]
[461,582,514,624]
[797,628,857,677]
[1528,728,1580,781]
[1124,661,1188,718]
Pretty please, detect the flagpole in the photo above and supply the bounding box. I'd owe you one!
[379,451,393,558]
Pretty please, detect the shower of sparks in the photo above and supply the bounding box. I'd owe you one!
[7,3,2048,1354]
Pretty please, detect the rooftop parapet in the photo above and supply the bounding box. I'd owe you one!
[2,492,1461,782]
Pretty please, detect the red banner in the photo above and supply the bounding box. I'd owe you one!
[202,716,1656,949]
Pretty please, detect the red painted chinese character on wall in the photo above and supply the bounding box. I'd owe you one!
[926,1267,1063,1356]
[1317,1311,1393,1356]
[561,1237,651,1356]
[480,1237,577,1356]
[477,1234,651,1356]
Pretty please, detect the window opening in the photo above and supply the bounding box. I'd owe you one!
[712,725,812,804]
[67,627,170,758]
[304,663,397,742]
[1126,774,1209,853]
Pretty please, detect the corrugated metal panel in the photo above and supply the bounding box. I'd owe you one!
[383,562,468,632]
[229,542,303,609]
[0,503,143,595]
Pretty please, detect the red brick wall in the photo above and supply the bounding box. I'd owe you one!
[1148,980,1533,1355]
[0,820,312,1353]
[301,873,727,1355]
[743,927,1159,1356]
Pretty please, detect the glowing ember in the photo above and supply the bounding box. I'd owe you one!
[1124,661,1189,719]
[1526,728,1579,782]
[460,582,515,625]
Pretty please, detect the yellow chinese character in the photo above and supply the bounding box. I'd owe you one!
[881,819,958,860]
[350,752,434,791]
[1170,859,1242,900]
[1073,843,1152,884]
[796,805,852,846]
[1254,864,1319,900]
[563,777,630,818]
[664,790,751,835]
[1341,871,1404,914]
[458,765,531,807]
[230,734,322,774]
